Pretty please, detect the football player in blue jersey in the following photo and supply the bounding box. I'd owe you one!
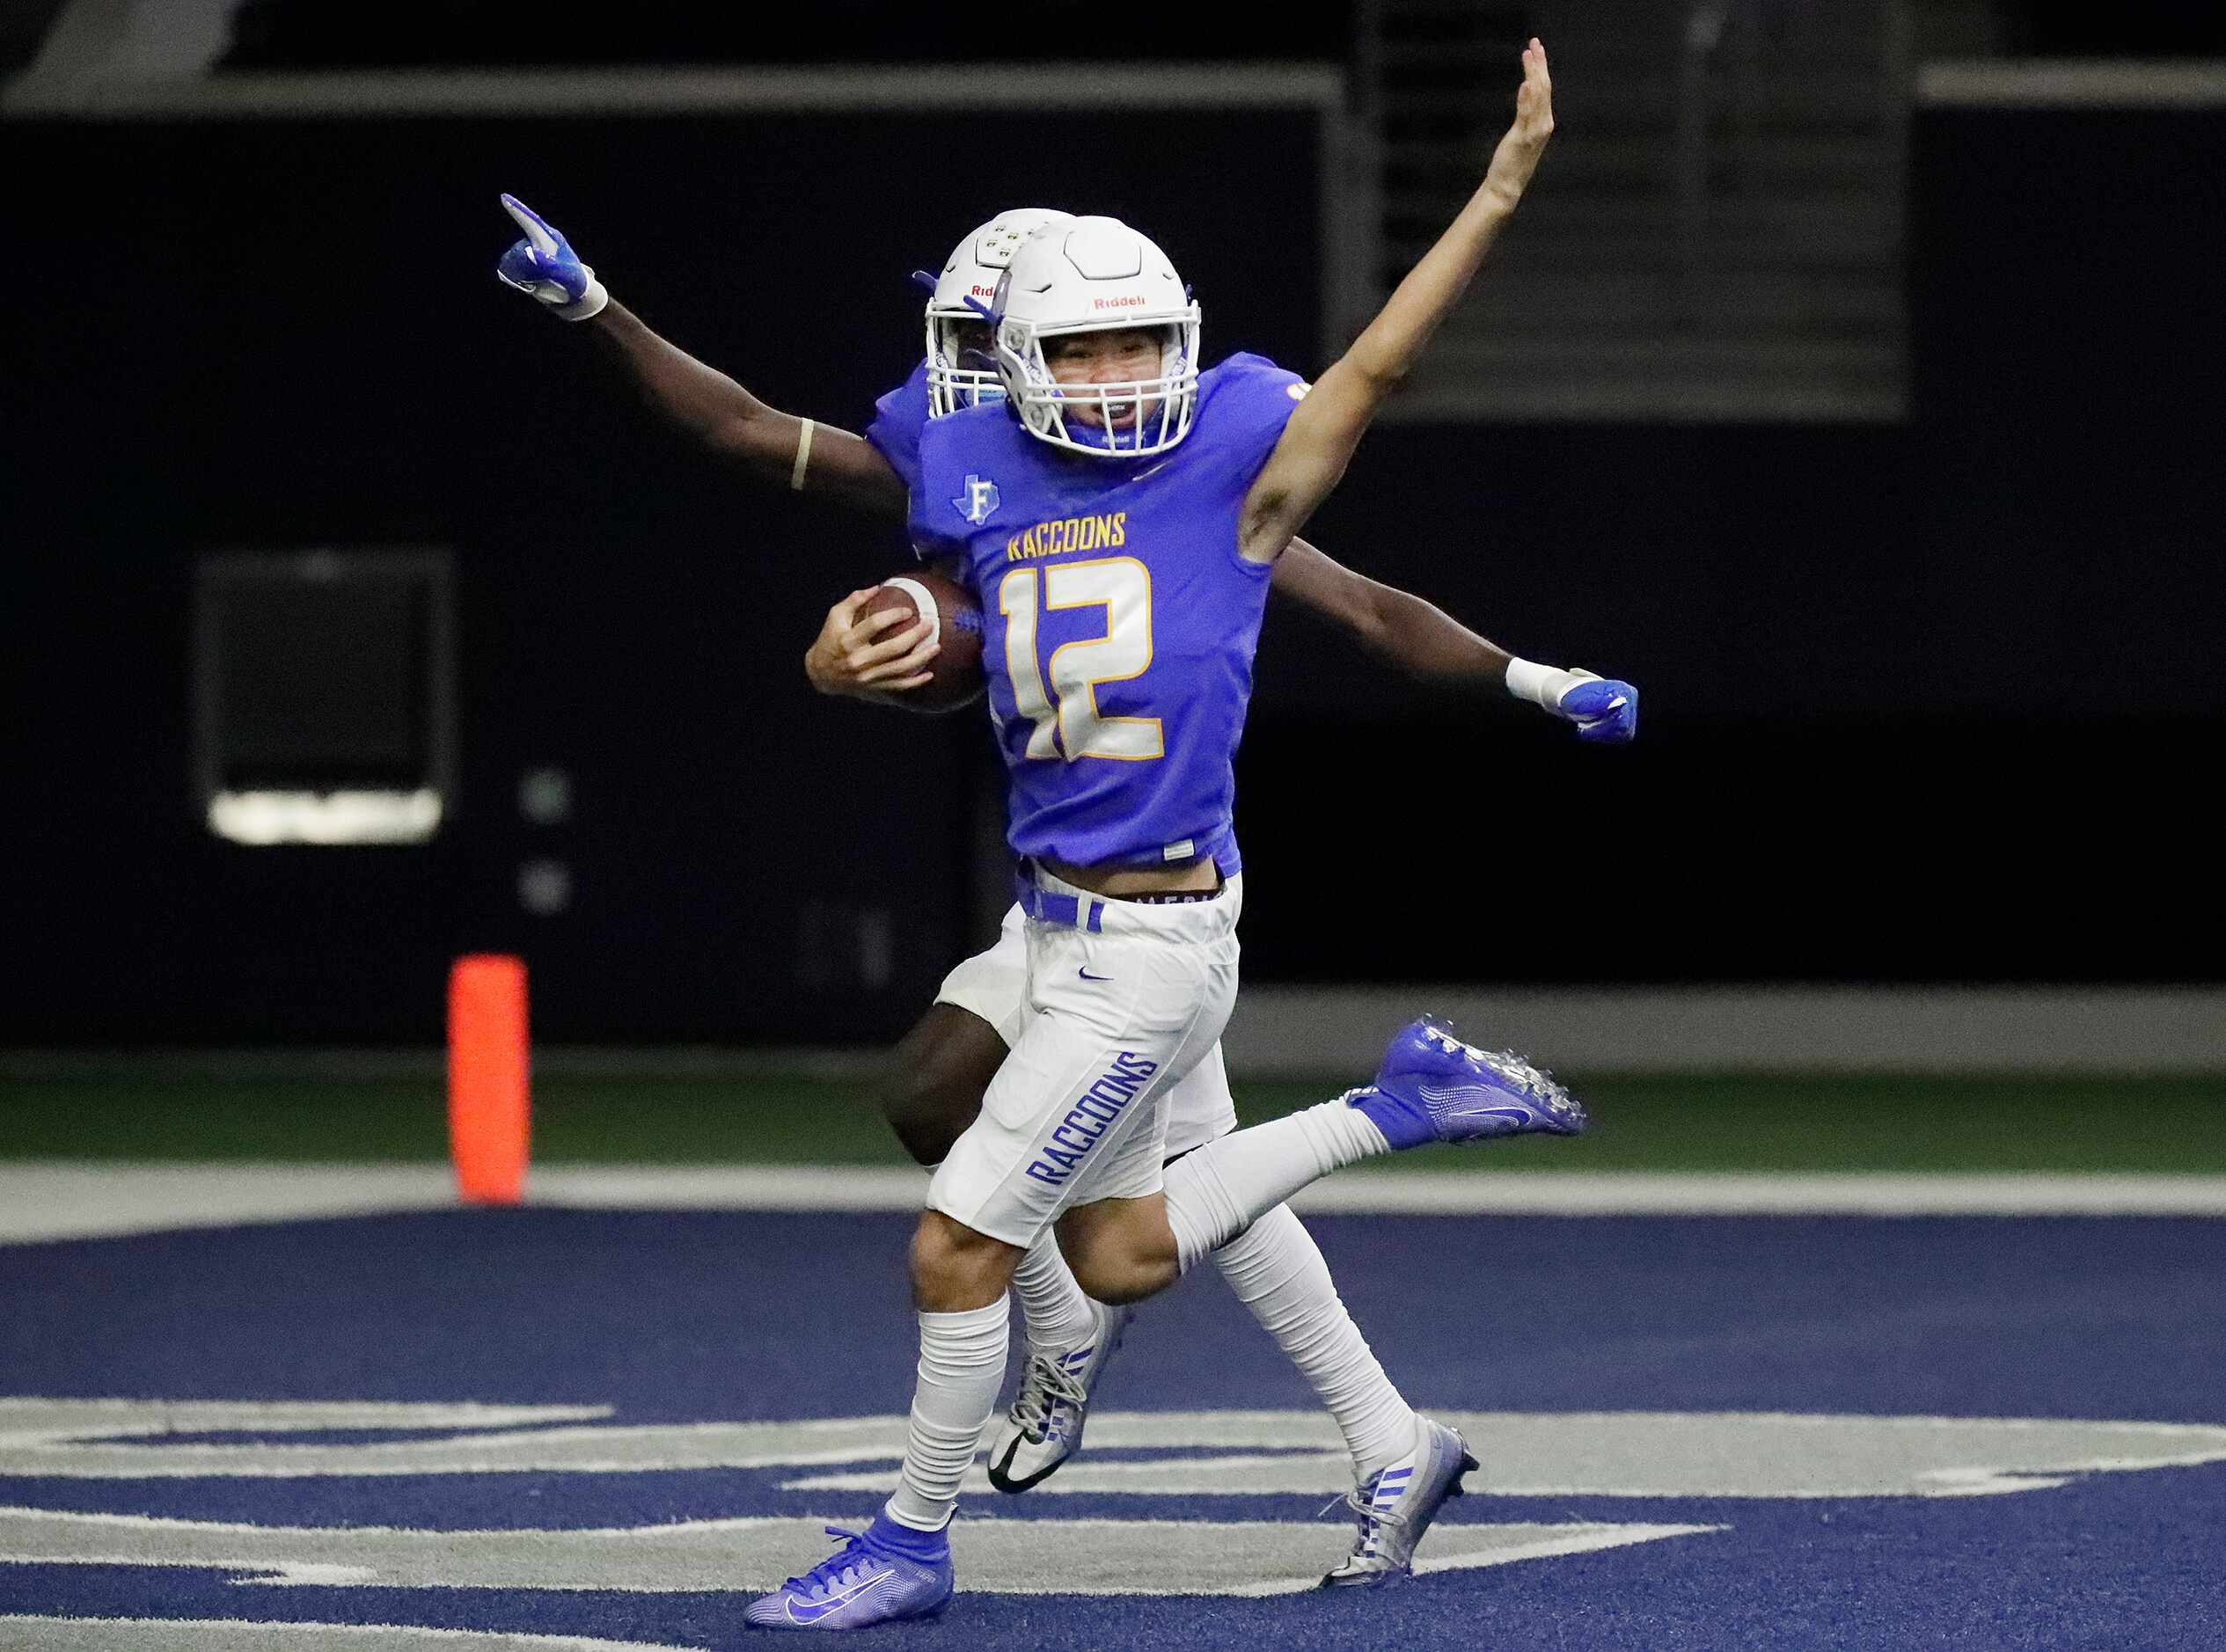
[497,43,1631,1625]
[757,41,1610,1627]
[496,203,1632,1575]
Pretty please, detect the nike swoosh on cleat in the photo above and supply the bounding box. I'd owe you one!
[1446,1105,1537,1127]
[785,1569,892,1624]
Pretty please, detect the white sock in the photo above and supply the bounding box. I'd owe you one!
[884,1296,1008,1532]
[1213,1202,1418,1481]
[1163,1098,1389,1271]
[1011,1232,1099,1354]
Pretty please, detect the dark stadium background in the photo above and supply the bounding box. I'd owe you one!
[5,11,2226,1651]
[4,5,2222,1049]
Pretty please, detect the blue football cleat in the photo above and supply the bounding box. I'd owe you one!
[743,1517,953,1631]
[1322,1418,1480,1587]
[1352,1017,1587,1150]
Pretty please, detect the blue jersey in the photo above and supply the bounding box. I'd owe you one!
[911,353,1307,876]
[864,362,932,499]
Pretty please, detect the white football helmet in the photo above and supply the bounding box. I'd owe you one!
[991,216,1202,459]
[923,208,1078,417]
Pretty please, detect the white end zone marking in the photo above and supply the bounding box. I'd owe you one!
[4,1403,2222,1610]
[770,1409,2226,1502]
[1415,1522,1723,1582]
[0,1506,1717,1597]
[9,1401,2226,1498]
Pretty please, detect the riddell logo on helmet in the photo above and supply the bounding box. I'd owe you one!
[970,284,996,297]
[1092,296,1147,310]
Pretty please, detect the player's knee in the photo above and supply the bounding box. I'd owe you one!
[1066,1232,1178,1305]
[909,1211,1016,1312]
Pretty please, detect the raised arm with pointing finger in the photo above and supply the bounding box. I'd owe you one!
[494,194,905,515]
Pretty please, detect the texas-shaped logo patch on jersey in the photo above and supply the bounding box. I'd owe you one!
[954,474,1001,525]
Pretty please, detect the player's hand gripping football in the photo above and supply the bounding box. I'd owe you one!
[494,194,609,320]
[1483,38,1556,208]
[804,589,939,701]
[1558,670,1639,744]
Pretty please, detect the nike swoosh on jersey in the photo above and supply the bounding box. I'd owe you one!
[786,1568,893,1624]
[1078,968,1114,983]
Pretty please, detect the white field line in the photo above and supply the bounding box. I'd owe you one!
[4,1164,2226,1245]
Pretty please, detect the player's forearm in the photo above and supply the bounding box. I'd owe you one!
[1263,186,1525,525]
[1340,52,1549,397]
[1341,188,1521,399]
[1237,45,1551,563]
[587,303,907,516]
[588,301,793,464]
[1345,580,1644,739]
[807,672,934,713]
[1359,581,1513,687]
[1253,186,1522,542]
[1273,541,1511,686]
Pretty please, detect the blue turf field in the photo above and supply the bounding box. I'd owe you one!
[4,1208,2224,1648]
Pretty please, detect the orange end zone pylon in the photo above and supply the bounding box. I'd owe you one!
[447,954,531,1205]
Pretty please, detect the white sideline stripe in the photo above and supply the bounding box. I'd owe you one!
[2,64,1344,121]
[5,1164,2226,1245]
[0,1166,458,1245]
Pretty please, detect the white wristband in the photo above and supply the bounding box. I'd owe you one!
[790,419,816,492]
[551,275,609,321]
[1505,657,1587,712]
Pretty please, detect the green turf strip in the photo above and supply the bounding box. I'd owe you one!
[1,1074,2221,1173]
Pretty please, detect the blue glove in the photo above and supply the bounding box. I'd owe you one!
[1561,675,1638,744]
[494,194,608,320]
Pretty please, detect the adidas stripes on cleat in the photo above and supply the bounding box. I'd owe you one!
[986,1300,1132,1493]
[1321,1417,1479,1588]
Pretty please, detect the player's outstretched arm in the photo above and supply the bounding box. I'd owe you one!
[588,302,908,515]
[1239,40,1553,564]
[1272,540,1512,685]
[1272,539,1637,740]
[494,195,908,519]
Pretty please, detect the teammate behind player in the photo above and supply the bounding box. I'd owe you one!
[733,40,1586,1627]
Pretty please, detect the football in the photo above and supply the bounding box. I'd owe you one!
[858,569,985,712]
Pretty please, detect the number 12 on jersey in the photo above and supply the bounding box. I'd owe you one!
[997,557,1163,763]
